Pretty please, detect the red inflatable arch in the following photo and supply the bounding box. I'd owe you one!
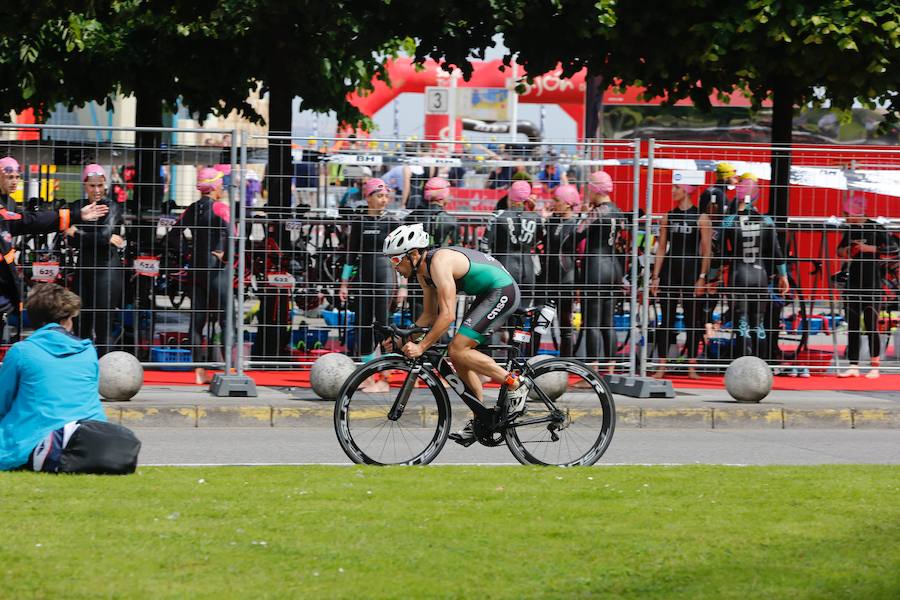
[349,58,756,140]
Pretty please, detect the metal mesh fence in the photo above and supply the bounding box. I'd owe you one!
[1,124,898,378]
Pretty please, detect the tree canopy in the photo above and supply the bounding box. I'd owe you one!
[3,1,900,135]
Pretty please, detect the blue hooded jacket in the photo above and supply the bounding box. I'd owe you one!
[0,324,106,470]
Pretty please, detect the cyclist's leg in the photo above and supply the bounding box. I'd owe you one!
[450,283,521,401]
[448,334,495,402]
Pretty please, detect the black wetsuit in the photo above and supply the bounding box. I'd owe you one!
[167,196,230,362]
[0,194,85,314]
[345,210,399,357]
[699,183,732,216]
[539,215,580,357]
[656,206,702,360]
[577,202,625,364]
[837,220,898,364]
[721,207,786,357]
[71,198,125,355]
[405,203,458,247]
[483,207,541,304]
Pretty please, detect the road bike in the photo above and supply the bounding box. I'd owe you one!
[333,306,616,466]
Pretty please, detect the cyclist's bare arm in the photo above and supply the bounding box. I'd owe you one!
[415,285,438,328]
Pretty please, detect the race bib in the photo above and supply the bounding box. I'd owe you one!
[267,272,296,289]
[31,261,60,283]
[134,256,161,277]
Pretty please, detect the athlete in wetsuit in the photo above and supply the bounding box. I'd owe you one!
[339,178,401,369]
[578,171,625,372]
[538,184,582,358]
[483,180,541,305]
[404,177,458,321]
[650,182,711,379]
[836,194,898,378]
[165,167,231,384]
[69,164,126,355]
[384,223,529,444]
[0,156,109,317]
[720,177,789,357]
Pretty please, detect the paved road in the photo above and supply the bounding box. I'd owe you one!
[134,427,900,466]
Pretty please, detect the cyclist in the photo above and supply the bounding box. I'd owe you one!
[383,223,530,445]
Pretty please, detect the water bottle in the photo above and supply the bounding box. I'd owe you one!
[533,301,557,336]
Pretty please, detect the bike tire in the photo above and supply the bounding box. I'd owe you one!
[334,356,452,465]
[504,358,616,466]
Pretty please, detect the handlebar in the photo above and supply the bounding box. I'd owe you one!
[374,321,429,347]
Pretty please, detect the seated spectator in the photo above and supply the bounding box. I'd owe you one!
[0,284,135,472]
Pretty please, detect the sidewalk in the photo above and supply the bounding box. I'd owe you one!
[103,384,900,429]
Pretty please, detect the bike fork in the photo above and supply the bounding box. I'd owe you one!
[387,365,420,421]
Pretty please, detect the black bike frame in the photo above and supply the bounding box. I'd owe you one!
[387,343,561,432]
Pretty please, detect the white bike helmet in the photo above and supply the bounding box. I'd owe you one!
[383,223,430,256]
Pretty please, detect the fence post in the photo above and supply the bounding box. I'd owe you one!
[639,139,655,378]
[628,138,641,377]
[209,129,257,397]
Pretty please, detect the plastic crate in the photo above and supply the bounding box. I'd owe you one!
[150,347,192,371]
[322,309,356,326]
[392,311,414,328]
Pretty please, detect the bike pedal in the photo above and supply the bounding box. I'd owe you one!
[448,433,477,447]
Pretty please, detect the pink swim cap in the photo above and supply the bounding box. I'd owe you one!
[508,180,532,204]
[82,164,106,181]
[735,178,759,202]
[675,182,696,194]
[423,177,451,202]
[0,157,20,173]
[842,193,867,217]
[197,167,225,193]
[588,171,613,195]
[553,184,581,209]
[363,177,388,198]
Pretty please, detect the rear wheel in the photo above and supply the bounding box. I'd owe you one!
[334,357,451,465]
[504,358,616,466]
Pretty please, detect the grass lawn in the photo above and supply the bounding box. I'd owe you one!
[1,465,898,599]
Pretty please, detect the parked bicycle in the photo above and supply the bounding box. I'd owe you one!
[334,306,616,466]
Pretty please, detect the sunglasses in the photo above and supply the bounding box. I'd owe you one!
[389,254,407,266]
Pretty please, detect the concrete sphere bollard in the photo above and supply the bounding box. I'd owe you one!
[98,351,144,401]
[310,352,357,400]
[724,356,773,403]
[527,355,568,401]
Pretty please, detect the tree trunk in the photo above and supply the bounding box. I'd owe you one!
[768,78,794,225]
[266,81,293,210]
[134,91,163,214]
[257,77,294,358]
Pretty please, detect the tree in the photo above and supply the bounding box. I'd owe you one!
[484,1,900,219]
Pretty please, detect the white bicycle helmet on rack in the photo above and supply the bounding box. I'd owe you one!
[383,223,430,256]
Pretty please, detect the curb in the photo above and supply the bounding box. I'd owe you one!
[104,405,900,429]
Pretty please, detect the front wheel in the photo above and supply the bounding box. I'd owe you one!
[504,358,616,466]
[334,356,451,465]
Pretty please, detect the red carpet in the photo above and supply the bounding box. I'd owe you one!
[143,369,900,392]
